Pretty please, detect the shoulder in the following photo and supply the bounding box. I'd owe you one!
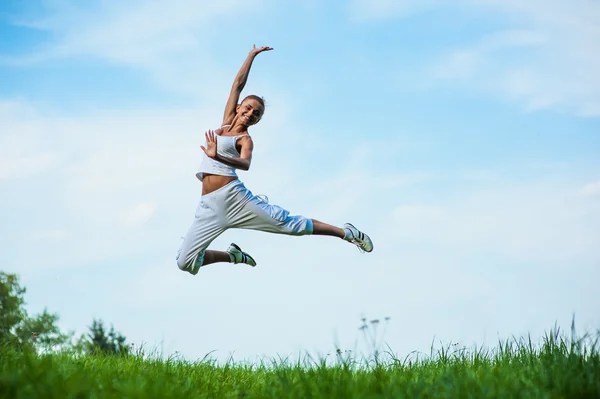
[238,134,253,144]
[237,134,254,149]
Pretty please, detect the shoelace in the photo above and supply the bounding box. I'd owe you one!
[353,240,367,253]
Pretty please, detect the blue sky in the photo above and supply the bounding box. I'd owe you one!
[1,0,599,363]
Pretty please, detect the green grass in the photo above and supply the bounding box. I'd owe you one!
[1,325,599,399]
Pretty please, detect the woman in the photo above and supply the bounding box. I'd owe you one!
[176,45,373,275]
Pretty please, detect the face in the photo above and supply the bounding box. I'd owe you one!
[237,98,264,126]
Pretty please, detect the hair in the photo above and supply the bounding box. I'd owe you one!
[242,94,266,109]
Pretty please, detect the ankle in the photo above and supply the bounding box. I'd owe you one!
[342,227,353,241]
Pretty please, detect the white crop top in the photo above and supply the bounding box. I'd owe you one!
[196,127,249,181]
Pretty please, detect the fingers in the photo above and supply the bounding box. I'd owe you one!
[251,45,274,54]
[201,130,218,158]
[204,130,216,142]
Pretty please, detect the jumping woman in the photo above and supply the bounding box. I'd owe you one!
[176,45,373,275]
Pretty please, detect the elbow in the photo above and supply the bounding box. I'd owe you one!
[233,79,245,90]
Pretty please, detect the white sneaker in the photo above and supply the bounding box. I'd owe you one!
[343,223,374,253]
[226,243,257,267]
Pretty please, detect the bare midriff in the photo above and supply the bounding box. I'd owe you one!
[201,174,238,196]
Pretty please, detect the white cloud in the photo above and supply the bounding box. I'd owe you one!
[0,153,58,180]
[0,101,61,180]
[579,102,600,117]
[580,180,600,197]
[4,0,266,96]
[388,181,600,264]
[121,202,158,228]
[348,0,443,20]
[0,103,205,270]
[352,0,600,116]
[26,228,69,243]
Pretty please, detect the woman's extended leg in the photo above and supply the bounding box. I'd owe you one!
[228,187,374,252]
[311,219,345,238]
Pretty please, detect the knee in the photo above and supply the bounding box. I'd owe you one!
[176,256,189,271]
[282,216,313,236]
[176,250,204,275]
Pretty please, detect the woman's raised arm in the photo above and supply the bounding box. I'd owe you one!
[222,45,273,126]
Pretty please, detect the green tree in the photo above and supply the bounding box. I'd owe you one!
[0,272,26,348]
[16,309,72,352]
[85,319,130,356]
[0,271,71,352]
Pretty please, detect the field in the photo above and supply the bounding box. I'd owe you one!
[2,325,599,399]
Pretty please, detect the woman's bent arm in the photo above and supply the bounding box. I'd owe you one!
[201,131,254,171]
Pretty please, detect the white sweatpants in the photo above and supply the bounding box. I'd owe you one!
[176,179,314,275]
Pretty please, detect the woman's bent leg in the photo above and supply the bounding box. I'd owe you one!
[201,250,231,266]
[176,194,230,274]
[202,245,256,267]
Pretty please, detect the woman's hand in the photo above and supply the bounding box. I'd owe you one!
[201,130,218,159]
[249,44,273,57]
